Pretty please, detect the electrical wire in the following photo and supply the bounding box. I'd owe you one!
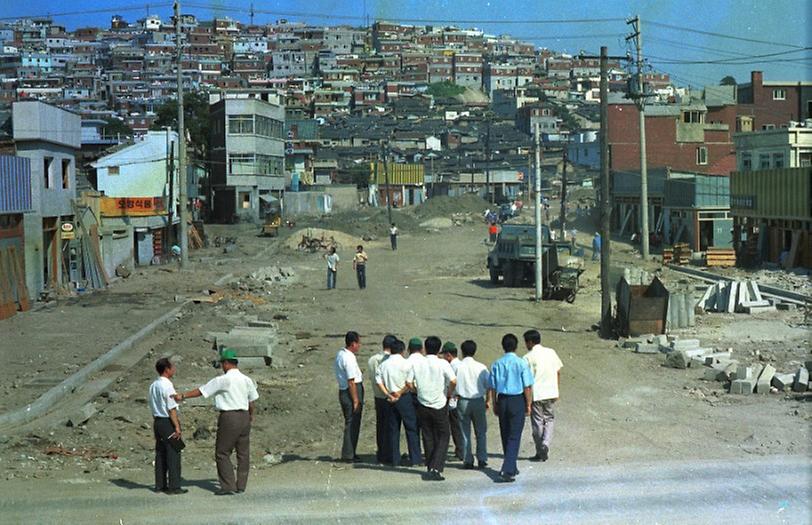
[0,3,173,21]
[647,20,806,50]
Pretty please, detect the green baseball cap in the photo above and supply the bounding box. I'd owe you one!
[441,341,457,353]
[408,337,423,349]
[220,348,238,361]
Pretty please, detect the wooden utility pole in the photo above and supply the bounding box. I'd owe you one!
[534,122,543,303]
[627,15,650,259]
[599,46,612,338]
[174,0,189,267]
[485,115,493,204]
[559,137,568,240]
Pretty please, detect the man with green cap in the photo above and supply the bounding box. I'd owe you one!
[175,348,259,495]
[441,342,464,461]
[407,337,427,460]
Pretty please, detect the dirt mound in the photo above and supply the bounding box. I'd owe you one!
[284,228,366,251]
[410,194,491,220]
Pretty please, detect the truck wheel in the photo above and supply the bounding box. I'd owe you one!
[489,265,499,284]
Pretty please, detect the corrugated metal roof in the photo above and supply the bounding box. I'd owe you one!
[0,155,32,214]
[370,162,424,185]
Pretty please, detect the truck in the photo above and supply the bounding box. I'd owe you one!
[486,223,584,301]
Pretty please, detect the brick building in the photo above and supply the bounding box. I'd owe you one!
[736,71,812,131]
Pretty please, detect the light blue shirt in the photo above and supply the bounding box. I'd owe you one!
[489,352,534,395]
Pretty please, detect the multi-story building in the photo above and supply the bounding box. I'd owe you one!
[453,52,483,90]
[209,94,286,222]
[736,71,812,131]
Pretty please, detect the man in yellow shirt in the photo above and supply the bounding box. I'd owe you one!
[352,245,368,289]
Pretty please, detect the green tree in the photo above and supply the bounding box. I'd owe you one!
[426,81,466,99]
[102,117,132,139]
[720,76,737,86]
[151,90,211,162]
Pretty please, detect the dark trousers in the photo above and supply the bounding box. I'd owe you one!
[413,393,429,460]
[356,265,366,289]
[415,403,450,473]
[374,397,389,463]
[496,394,526,476]
[153,417,181,491]
[215,410,251,492]
[327,269,337,289]
[385,392,422,466]
[338,384,364,460]
[448,406,463,459]
[390,234,397,250]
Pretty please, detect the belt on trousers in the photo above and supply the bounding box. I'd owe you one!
[153,416,171,420]
[339,383,364,391]
[497,393,523,398]
[218,409,248,413]
[458,396,485,400]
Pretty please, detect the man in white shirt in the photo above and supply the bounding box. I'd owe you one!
[412,336,456,481]
[389,223,398,250]
[368,335,394,464]
[375,339,421,467]
[148,357,186,495]
[175,349,259,495]
[440,342,463,461]
[454,340,490,470]
[334,331,364,462]
[324,246,339,289]
[407,337,428,457]
[523,329,563,462]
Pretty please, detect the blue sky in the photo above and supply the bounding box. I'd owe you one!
[2,0,810,86]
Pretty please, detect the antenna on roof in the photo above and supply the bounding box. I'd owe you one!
[250,2,255,26]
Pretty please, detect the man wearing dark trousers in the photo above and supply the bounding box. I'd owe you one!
[376,339,422,467]
[148,357,186,495]
[412,336,456,481]
[176,349,259,495]
[489,333,534,483]
[368,335,394,464]
[334,331,364,462]
[440,342,464,461]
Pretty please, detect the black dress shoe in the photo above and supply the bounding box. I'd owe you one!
[462,462,475,470]
[429,470,445,481]
[496,473,515,483]
[477,460,488,469]
[215,490,235,496]
[540,445,549,462]
[165,488,189,495]
[529,454,543,462]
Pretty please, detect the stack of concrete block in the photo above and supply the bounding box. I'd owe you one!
[697,280,775,314]
[666,290,696,330]
[792,366,809,392]
[623,267,653,286]
[208,324,277,367]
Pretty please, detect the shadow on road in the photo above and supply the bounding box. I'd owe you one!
[109,477,219,493]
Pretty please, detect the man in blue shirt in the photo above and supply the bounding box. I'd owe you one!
[489,333,534,483]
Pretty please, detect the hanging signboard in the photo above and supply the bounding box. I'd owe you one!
[100,197,167,217]
[60,222,75,240]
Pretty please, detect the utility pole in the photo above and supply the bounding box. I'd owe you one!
[485,115,493,204]
[599,47,612,338]
[174,0,189,267]
[534,122,543,303]
[167,140,175,247]
[559,135,568,240]
[381,142,392,224]
[627,15,650,259]
[249,2,255,25]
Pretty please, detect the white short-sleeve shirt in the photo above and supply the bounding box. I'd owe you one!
[375,353,414,393]
[149,376,178,418]
[335,348,363,390]
[524,344,563,401]
[412,354,456,410]
[455,357,490,399]
[199,368,259,411]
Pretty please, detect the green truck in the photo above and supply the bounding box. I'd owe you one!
[486,224,584,301]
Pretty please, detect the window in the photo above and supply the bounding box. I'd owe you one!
[239,192,251,209]
[799,152,811,167]
[228,114,254,134]
[229,153,254,175]
[741,153,752,171]
[108,166,120,177]
[772,153,784,169]
[772,88,786,100]
[762,124,775,130]
[61,159,71,189]
[682,110,704,124]
[759,153,770,169]
[696,146,707,165]
[43,156,53,188]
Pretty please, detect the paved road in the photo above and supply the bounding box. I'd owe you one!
[1,455,808,524]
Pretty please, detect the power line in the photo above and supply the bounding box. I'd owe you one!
[647,47,812,65]
[0,3,173,21]
[647,20,806,50]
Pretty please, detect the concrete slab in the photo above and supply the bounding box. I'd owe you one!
[684,347,714,359]
[704,352,733,366]
[66,403,97,427]
[671,339,701,350]
[730,379,754,395]
[634,343,660,354]
[744,305,776,314]
[771,373,795,391]
[734,366,753,381]
[756,364,776,394]
[792,367,809,392]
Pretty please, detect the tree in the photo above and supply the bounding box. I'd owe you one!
[151,90,211,162]
[426,81,466,99]
[720,76,737,86]
[102,117,133,139]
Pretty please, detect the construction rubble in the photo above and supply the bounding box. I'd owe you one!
[697,280,777,314]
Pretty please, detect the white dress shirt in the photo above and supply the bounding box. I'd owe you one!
[335,348,363,390]
[148,376,178,418]
[524,344,563,401]
[199,368,259,411]
[455,357,490,400]
[375,353,414,394]
[368,351,390,399]
[412,354,456,410]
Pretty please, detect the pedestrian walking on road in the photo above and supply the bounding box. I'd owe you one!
[389,223,399,250]
[455,340,490,470]
[175,349,259,495]
[488,222,498,243]
[489,333,534,483]
[440,342,464,461]
[335,331,364,462]
[523,330,562,462]
[148,357,186,495]
[325,246,339,289]
[413,336,456,481]
[375,339,422,467]
[592,232,601,262]
[353,245,368,289]
[368,335,394,464]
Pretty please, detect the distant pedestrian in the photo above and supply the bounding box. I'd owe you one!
[488,222,498,243]
[368,335,394,464]
[413,336,456,481]
[148,357,186,495]
[455,340,490,470]
[592,232,601,262]
[389,223,399,251]
[569,229,578,250]
[523,330,562,463]
[175,349,259,495]
[334,331,364,462]
[376,339,422,467]
[440,342,463,461]
[353,245,368,289]
[489,333,534,483]
[324,246,339,289]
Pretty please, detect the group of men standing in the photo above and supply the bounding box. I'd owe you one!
[334,329,562,483]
